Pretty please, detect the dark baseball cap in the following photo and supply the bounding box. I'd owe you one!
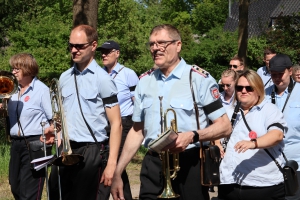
[269,54,292,72]
[96,40,120,51]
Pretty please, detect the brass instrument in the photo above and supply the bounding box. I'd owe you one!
[50,78,83,166]
[0,71,18,138]
[158,105,180,198]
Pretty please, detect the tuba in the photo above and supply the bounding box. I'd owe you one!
[158,108,180,198]
[49,78,83,166]
[0,71,18,138]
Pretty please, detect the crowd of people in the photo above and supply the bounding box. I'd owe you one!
[0,24,299,200]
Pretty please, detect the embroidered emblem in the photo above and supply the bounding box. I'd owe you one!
[210,87,220,99]
[139,67,157,79]
[191,65,209,78]
[24,96,30,102]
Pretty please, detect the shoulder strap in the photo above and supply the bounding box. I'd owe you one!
[112,66,125,79]
[74,72,101,151]
[240,105,285,174]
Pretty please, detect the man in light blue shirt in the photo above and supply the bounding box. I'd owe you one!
[257,48,276,88]
[98,40,139,200]
[265,54,300,200]
[49,25,122,200]
[111,24,231,200]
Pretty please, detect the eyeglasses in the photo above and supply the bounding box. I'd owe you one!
[101,49,116,56]
[235,85,254,92]
[220,84,231,88]
[228,65,238,69]
[146,40,177,50]
[68,42,92,51]
[11,67,20,72]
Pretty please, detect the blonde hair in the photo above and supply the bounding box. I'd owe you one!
[221,69,238,82]
[9,53,39,77]
[235,70,265,105]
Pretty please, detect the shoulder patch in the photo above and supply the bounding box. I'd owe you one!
[139,68,157,79]
[210,86,220,99]
[191,65,209,78]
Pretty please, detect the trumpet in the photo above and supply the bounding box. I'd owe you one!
[0,71,18,139]
[49,78,83,166]
[158,96,180,198]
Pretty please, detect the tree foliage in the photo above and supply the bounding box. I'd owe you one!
[263,15,300,64]
[0,0,299,81]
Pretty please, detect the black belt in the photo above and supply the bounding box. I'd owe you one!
[11,135,40,141]
[147,147,200,157]
[70,140,108,149]
[121,115,132,120]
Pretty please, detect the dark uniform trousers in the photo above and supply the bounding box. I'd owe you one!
[49,141,108,200]
[9,136,46,200]
[139,147,210,200]
[101,115,133,200]
[218,183,285,200]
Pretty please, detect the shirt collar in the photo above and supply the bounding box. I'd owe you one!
[158,58,186,80]
[104,62,121,76]
[18,76,37,92]
[73,59,97,75]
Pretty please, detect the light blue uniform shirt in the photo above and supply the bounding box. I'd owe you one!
[220,91,235,109]
[59,59,118,142]
[220,99,286,186]
[8,77,52,136]
[133,58,226,148]
[104,63,139,117]
[257,66,273,88]
[265,82,300,170]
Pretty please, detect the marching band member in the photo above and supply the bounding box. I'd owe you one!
[219,70,286,200]
[111,24,231,200]
[7,53,53,200]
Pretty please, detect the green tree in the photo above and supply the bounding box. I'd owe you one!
[191,0,228,34]
[263,15,300,63]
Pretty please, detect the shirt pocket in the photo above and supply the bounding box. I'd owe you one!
[140,98,153,114]
[287,101,300,121]
[170,98,193,117]
[61,88,75,111]
[80,89,98,113]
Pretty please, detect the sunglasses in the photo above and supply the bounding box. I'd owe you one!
[235,85,254,92]
[68,42,92,50]
[220,84,231,88]
[228,65,238,69]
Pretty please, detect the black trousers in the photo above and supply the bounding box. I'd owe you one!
[218,183,285,200]
[139,147,209,200]
[49,142,109,200]
[102,116,133,200]
[9,136,46,200]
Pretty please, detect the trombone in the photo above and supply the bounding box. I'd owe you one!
[158,96,180,198]
[49,78,83,166]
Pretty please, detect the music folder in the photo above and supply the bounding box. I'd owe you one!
[31,155,56,171]
[148,128,178,153]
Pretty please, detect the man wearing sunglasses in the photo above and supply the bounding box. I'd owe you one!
[265,54,300,200]
[228,55,245,71]
[111,24,231,200]
[49,25,122,200]
[97,40,139,200]
[257,48,276,88]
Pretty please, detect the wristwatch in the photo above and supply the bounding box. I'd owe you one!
[251,138,258,149]
[191,131,199,144]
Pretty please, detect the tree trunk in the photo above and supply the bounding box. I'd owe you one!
[72,0,98,29]
[238,0,249,69]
